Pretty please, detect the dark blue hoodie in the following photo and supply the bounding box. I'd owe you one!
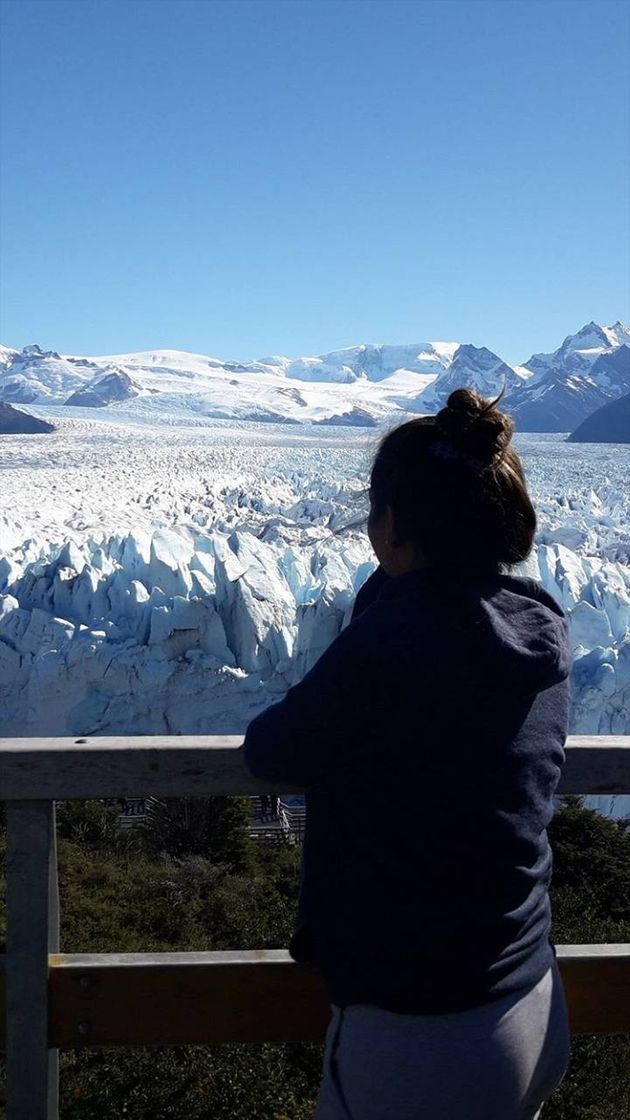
[243,565,571,1014]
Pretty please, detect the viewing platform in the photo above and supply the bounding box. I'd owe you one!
[1,733,629,1119]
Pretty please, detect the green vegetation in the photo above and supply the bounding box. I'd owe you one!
[53,796,295,954]
[0,794,628,1118]
[543,797,630,1120]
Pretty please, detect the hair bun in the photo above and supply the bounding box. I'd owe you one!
[435,388,513,466]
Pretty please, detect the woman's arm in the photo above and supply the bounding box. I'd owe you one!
[242,619,366,788]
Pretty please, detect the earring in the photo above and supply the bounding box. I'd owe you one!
[385,538,390,546]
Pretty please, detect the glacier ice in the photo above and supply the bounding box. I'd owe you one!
[0,418,628,817]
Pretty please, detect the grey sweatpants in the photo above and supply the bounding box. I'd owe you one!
[314,955,571,1119]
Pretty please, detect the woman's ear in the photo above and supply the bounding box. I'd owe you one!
[385,505,398,548]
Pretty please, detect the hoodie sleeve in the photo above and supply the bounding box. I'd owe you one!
[242,619,364,788]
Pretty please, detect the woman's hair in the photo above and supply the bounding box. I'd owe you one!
[369,388,536,572]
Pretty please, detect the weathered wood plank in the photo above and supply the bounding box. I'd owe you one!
[0,946,627,1048]
[47,951,331,1046]
[0,737,288,800]
[559,737,630,795]
[556,944,630,1035]
[5,802,59,1120]
[0,736,628,800]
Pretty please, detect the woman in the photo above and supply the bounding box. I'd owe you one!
[243,388,572,1120]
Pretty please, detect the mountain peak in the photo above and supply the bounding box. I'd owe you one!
[559,322,611,352]
[22,344,61,359]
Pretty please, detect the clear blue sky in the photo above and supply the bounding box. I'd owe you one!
[0,0,628,365]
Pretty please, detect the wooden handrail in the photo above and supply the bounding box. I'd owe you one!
[0,734,628,800]
[0,944,628,1049]
[2,734,629,1120]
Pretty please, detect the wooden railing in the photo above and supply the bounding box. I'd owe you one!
[1,734,629,1120]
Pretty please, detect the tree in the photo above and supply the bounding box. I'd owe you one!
[543,796,630,1119]
[549,795,630,943]
[140,795,256,872]
[56,800,126,853]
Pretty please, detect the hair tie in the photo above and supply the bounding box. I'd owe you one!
[428,441,485,472]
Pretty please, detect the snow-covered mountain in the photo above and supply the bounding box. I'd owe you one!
[65,368,143,408]
[0,344,96,404]
[0,338,515,427]
[508,323,630,432]
[415,344,525,411]
[0,344,19,369]
[280,341,459,384]
[0,323,628,430]
[524,321,630,381]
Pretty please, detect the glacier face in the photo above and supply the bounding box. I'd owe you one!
[0,418,628,814]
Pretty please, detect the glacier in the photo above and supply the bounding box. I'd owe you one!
[0,416,628,817]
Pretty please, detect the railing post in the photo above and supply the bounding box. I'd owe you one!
[6,801,60,1120]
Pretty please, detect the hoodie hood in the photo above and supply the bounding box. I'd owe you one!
[378,568,572,694]
[476,574,572,690]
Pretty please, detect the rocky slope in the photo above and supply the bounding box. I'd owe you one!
[568,392,630,444]
[0,401,55,434]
